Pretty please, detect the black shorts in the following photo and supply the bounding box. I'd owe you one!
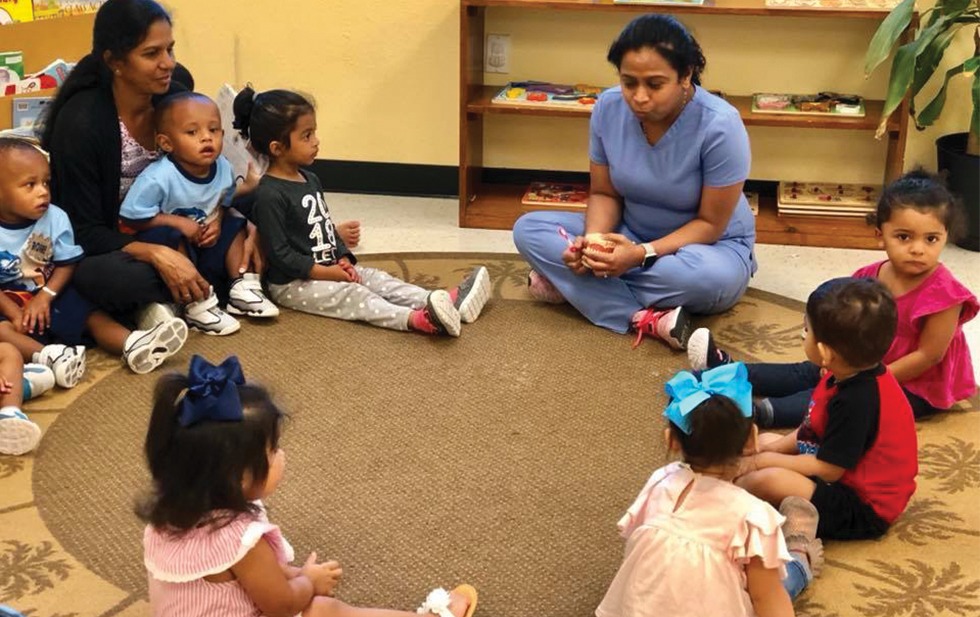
[810,478,889,540]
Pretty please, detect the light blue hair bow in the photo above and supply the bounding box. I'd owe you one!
[663,363,752,434]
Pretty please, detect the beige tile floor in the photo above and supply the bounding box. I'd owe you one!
[327,192,980,379]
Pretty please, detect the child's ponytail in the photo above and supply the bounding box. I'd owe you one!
[232,84,257,140]
[229,84,315,157]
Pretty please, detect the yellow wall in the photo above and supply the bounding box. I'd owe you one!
[167,0,973,183]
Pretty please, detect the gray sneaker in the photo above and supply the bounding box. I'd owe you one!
[136,302,178,331]
[123,317,188,374]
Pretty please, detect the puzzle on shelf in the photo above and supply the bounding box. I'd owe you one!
[752,92,865,117]
[492,82,607,111]
[521,182,589,210]
[777,181,881,218]
[613,0,706,5]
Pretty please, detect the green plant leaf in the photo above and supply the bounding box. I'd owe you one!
[943,0,973,13]
[876,42,917,137]
[917,56,980,128]
[865,0,916,77]
[911,24,962,98]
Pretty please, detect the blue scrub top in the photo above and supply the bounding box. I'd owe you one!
[589,85,755,244]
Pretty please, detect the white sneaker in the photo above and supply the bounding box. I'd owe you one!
[184,288,240,336]
[22,363,56,400]
[33,344,86,388]
[227,273,279,318]
[123,317,188,374]
[0,407,42,455]
[136,302,178,331]
[453,266,491,324]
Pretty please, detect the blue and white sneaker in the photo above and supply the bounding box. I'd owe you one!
[0,407,42,456]
[22,363,55,401]
[33,344,86,388]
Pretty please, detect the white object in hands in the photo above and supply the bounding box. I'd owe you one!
[216,83,269,185]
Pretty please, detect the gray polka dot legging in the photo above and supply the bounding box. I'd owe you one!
[267,266,430,331]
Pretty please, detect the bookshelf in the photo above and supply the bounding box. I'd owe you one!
[0,13,95,131]
[459,0,912,249]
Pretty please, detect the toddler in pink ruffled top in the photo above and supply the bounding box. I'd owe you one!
[596,364,823,617]
[853,170,977,418]
[139,355,478,617]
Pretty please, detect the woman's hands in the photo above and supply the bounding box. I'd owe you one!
[22,293,53,335]
[579,233,644,279]
[562,236,588,275]
[150,245,211,303]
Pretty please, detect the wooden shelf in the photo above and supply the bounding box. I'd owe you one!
[461,182,880,249]
[463,0,897,20]
[468,85,899,132]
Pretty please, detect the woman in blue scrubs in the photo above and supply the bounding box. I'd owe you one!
[513,14,756,350]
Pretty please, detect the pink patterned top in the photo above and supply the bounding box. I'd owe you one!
[144,503,295,617]
[853,261,978,409]
[119,119,160,201]
[596,463,792,617]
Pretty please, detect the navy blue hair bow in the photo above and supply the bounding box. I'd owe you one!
[178,355,246,427]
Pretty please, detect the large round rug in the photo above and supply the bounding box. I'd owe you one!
[4,253,978,617]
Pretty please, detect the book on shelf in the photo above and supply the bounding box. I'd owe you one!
[31,1,106,21]
[777,181,880,218]
[521,182,589,210]
[11,95,50,129]
[752,93,865,118]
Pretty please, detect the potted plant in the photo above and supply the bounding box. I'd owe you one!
[865,0,979,251]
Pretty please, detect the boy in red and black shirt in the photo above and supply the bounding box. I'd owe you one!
[736,277,917,539]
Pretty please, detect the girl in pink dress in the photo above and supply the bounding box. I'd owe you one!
[853,170,977,418]
[688,171,976,425]
[139,355,478,617]
[596,364,823,617]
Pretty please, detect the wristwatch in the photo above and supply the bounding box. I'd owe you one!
[640,242,658,269]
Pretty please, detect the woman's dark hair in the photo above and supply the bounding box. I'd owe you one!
[806,277,897,369]
[669,394,753,469]
[866,168,965,242]
[39,0,172,148]
[232,85,316,157]
[136,373,285,532]
[607,14,706,85]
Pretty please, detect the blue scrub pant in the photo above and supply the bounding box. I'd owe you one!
[513,210,755,334]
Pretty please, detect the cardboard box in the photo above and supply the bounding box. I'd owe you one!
[0,0,34,24]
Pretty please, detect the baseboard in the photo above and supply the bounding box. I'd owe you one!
[308,159,779,199]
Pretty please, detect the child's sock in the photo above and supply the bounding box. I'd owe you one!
[0,406,42,456]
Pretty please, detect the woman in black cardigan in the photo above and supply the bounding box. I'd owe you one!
[42,0,355,320]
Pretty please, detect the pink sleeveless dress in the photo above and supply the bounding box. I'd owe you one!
[144,503,295,617]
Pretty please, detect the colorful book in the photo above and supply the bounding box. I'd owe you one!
[11,95,51,129]
[521,182,589,210]
[764,0,899,9]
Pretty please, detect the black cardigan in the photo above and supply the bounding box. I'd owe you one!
[47,75,191,256]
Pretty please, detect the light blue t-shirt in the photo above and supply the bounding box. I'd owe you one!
[589,85,755,243]
[0,205,84,293]
[119,155,235,223]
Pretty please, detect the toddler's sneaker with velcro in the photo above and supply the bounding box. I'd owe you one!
[22,363,55,400]
[33,344,86,388]
[184,287,240,336]
[227,273,279,318]
[452,266,491,324]
[0,407,42,456]
[410,290,461,337]
[123,317,188,374]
